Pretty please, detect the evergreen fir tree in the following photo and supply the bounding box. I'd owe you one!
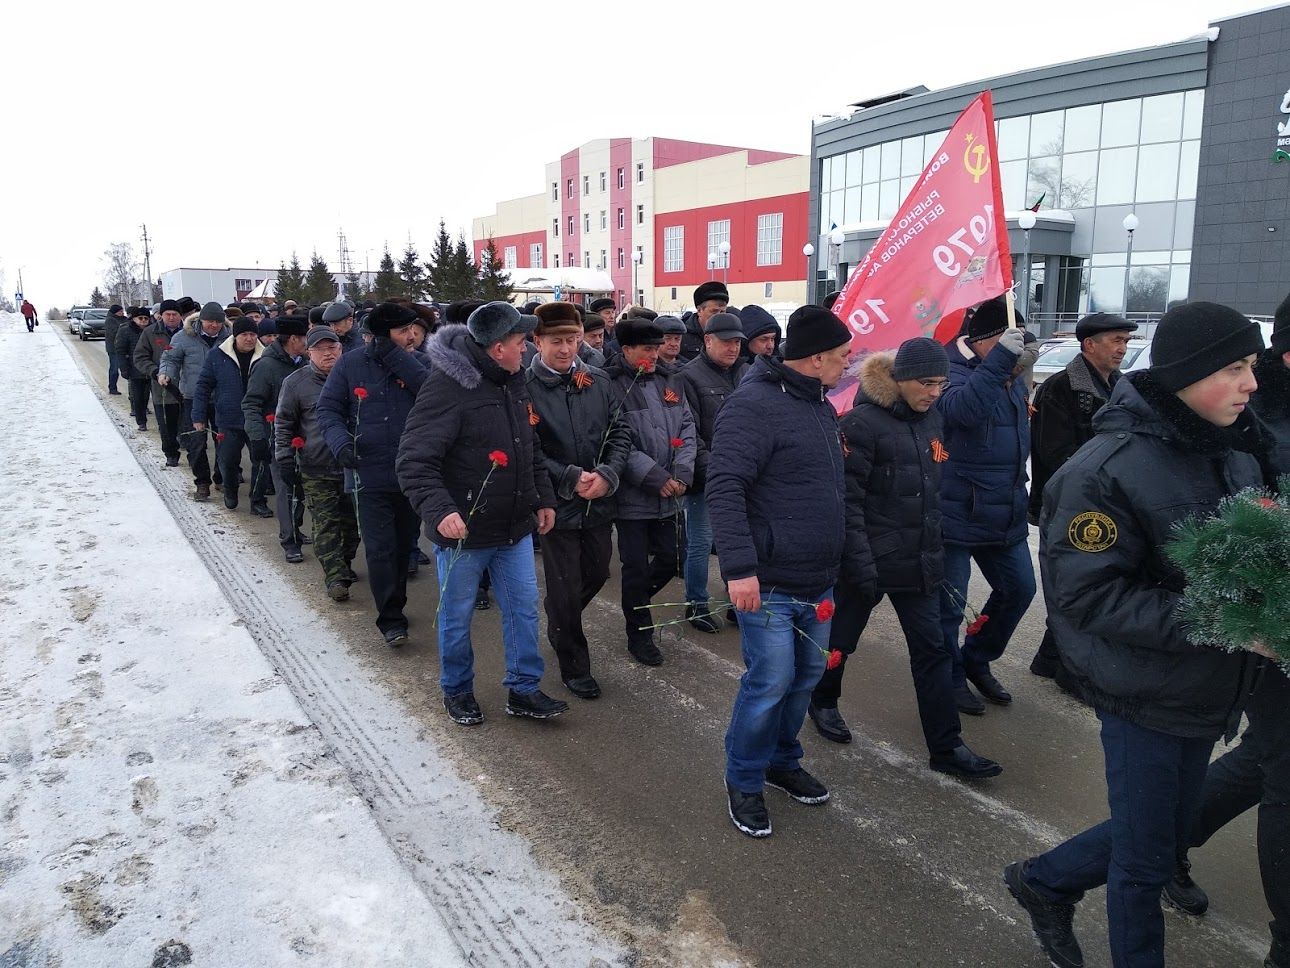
[398,242,428,301]
[344,271,368,304]
[448,234,479,300]
[89,286,107,308]
[303,252,335,305]
[373,247,401,301]
[425,219,455,300]
[477,238,514,302]
[276,253,306,305]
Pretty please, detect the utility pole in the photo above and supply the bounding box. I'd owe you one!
[140,223,153,304]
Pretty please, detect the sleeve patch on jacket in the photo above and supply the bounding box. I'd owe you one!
[1068,511,1117,552]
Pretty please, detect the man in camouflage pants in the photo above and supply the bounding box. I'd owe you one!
[275,328,360,600]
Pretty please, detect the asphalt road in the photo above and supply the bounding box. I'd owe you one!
[67,327,1270,967]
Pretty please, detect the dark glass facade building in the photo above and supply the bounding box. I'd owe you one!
[809,4,1290,331]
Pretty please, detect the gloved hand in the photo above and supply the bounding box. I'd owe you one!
[248,438,271,463]
[278,460,299,488]
[372,335,400,359]
[336,443,359,469]
[998,328,1026,357]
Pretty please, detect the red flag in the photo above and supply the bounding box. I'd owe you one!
[830,91,1013,410]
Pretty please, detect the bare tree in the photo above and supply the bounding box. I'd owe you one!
[102,242,142,308]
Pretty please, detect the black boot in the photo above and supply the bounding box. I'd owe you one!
[1004,861,1084,968]
[505,689,569,720]
[930,744,1003,780]
[1162,854,1209,916]
[807,702,852,744]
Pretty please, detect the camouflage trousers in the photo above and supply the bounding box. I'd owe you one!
[300,473,360,588]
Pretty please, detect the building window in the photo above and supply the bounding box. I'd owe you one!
[636,162,644,182]
[568,251,574,268]
[552,181,558,201]
[235,278,251,291]
[599,249,607,269]
[663,226,684,272]
[617,248,625,269]
[670,287,678,300]
[756,213,783,267]
[554,254,560,268]
[764,282,774,298]
[600,171,606,192]
[617,208,625,229]
[707,219,731,268]
[567,215,575,235]
[583,212,590,233]
[617,167,625,189]
[600,210,607,230]
[567,177,573,197]
[636,204,645,225]
[584,251,591,269]
[529,242,543,267]
[583,175,590,196]
[503,246,517,269]
[552,218,559,238]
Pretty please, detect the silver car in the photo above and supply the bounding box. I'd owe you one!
[1033,337,1150,385]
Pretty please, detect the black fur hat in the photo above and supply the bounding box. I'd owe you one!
[365,302,418,337]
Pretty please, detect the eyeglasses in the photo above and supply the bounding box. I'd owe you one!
[916,379,949,390]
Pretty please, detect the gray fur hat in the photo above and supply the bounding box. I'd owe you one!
[467,301,536,346]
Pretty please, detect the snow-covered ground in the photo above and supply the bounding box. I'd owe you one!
[0,314,623,967]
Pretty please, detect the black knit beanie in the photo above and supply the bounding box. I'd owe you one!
[783,306,851,360]
[232,318,259,337]
[1273,291,1290,355]
[891,337,949,381]
[1148,302,1264,391]
[966,296,1024,343]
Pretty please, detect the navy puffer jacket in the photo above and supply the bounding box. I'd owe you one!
[707,354,846,599]
[937,338,1031,546]
[192,337,263,432]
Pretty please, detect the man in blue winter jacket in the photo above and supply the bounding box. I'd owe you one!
[935,296,1035,716]
[709,305,850,838]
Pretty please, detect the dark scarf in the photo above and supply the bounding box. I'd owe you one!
[235,348,254,386]
[1130,370,1265,458]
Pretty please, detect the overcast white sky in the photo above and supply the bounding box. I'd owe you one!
[1,0,1266,310]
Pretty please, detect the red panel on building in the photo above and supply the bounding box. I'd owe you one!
[652,192,809,289]
[561,150,580,272]
[651,138,800,170]
[609,138,633,306]
[472,230,548,269]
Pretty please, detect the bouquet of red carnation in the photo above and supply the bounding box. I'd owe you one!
[1165,484,1290,670]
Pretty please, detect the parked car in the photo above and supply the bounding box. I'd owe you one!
[1032,337,1149,385]
[67,307,89,335]
[78,307,109,340]
[1122,321,1273,375]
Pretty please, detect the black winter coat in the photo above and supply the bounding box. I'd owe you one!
[396,325,556,549]
[1029,354,1117,521]
[525,357,632,530]
[839,352,946,594]
[132,321,183,403]
[678,311,704,363]
[242,340,304,443]
[275,364,341,479]
[316,338,430,493]
[678,352,746,491]
[1250,348,1290,482]
[104,312,126,356]
[192,337,263,433]
[1040,370,1264,740]
[116,320,150,379]
[707,354,846,599]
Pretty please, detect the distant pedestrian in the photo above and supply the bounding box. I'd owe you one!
[104,305,126,394]
[20,299,37,331]
[192,317,263,510]
[161,301,229,502]
[117,308,153,429]
[133,299,185,466]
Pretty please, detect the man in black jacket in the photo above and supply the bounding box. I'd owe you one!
[397,302,564,726]
[807,338,1002,780]
[1005,303,1271,968]
[243,316,307,549]
[677,312,746,632]
[117,308,153,430]
[133,299,185,465]
[526,302,632,700]
[104,305,125,395]
[1027,313,1137,682]
[682,281,728,362]
[709,305,850,838]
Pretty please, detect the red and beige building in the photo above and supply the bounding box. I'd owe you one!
[472,138,809,313]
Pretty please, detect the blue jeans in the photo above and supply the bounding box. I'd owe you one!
[724,590,831,792]
[1025,711,1214,968]
[939,539,1036,685]
[684,492,713,605]
[434,536,544,697]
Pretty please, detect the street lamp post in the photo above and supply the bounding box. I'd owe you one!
[1017,210,1036,324]
[802,243,815,302]
[1121,212,1139,315]
[631,248,643,307]
[719,239,731,287]
[828,227,845,288]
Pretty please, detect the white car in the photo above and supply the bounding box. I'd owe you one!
[1122,321,1274,374]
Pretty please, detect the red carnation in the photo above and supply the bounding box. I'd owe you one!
[1257,497,1279,509]
[637,360,655,374]
[291,436,306,450]
[965,614,990,636]
[826,649,843,670]
[215,433,225,443]
[816,599,836,622]
[354,387,369,400]
[264,413,275,424]
[488,450,509,468]
[670,437,684,448]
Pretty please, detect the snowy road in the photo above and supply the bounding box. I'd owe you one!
[8,315,1272,967]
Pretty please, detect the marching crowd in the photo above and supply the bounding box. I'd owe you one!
[78,282,1288,968]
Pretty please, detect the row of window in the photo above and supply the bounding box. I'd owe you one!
[552,205,647,238]
[660,214,785,272]
[553,162,646,201]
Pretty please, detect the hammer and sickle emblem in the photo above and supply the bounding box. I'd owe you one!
[963,133,989,184]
